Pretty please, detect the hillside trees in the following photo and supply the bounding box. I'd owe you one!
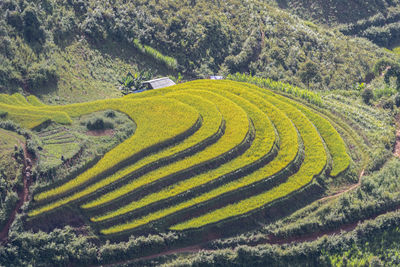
[22,5,46,46]
[374,59,400,91]
[1,0,396,95]
[298,60,321,88]
[340,8,400,47]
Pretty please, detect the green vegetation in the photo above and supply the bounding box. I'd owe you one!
[133,39,178,70]
[118,70,153,95]
[35,110,136,179]
[227,73,323,106]
[0,129,24,229]
[267,0,398,24]
[1,0,398,100]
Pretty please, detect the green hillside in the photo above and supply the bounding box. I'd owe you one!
[1,0,398,99]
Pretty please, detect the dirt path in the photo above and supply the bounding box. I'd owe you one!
[319,169,364,202]
[103,203,400,267]
[86,129,115,137]
[99,244,203,267]
[394,130,400,157]
[0,137,32,244]
[394,113,400,158]
[265,203,400,246]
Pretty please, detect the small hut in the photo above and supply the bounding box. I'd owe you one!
[210,76,224,80]
[142,77,176,90]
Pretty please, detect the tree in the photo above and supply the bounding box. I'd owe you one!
[298,60,320,88]
[373,58,393,75]
[22,6,46,45]
[384,64,400,91]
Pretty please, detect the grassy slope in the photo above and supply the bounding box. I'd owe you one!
[0,129,24,181]
[38,40,176,104]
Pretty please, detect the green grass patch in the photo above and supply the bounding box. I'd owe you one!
[133,39,178,70]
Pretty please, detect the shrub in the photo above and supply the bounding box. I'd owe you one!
[26,62,58,90]
[104,110,116,118]
[86,118,114,131]
[22,5,46,45]
[362,88,374,104]
[394,94,400,107]
[382,98,394,110]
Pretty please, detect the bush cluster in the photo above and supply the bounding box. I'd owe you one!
[86,118,114,131]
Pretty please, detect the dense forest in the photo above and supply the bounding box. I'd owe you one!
[1,0,400,266]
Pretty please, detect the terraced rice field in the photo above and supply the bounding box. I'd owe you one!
[0,80,351,237]
[37,127,81,169]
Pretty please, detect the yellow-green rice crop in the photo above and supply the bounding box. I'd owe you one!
[32,97,199,203]
[170,88,327,230]
[0,103,72,128]
[227,73,323,106]
[27,95,45,107]
[91,88,276,222]
[11,93,30,106]
[224,80,350,177]
[0,94,16,105]
[274,93,350,176]
[29,93,222,216]
[82,90,249,210]
[23,79,348,234]
[98,84,304,234]
[2,112,51,129]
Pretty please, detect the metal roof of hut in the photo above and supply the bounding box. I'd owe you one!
[142,77,176,89]
[210,76,224,80]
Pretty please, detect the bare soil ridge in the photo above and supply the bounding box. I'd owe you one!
[0,135,32,243]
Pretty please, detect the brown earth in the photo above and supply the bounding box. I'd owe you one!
[394,113,400,158]
[0,137,32,244]
[86,129,115,137]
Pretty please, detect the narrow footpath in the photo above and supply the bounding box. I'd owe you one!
[0,139,32,244]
